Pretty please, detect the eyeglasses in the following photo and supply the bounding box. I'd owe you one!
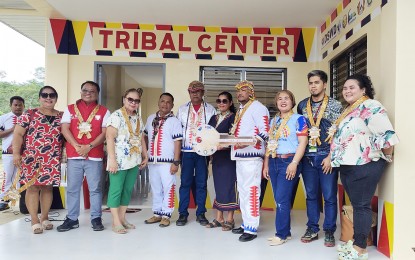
[126,97,140,104]
[40,93,57,99]
[81,89,97,95]
[216,99,229,104]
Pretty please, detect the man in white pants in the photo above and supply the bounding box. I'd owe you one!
[230,81,269,242]
[0,96,25,211]
[144,93,182,227]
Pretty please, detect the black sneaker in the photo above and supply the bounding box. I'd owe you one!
[91,217,104,231]
[176,214,188,226]
[0,202,10,211]
[324,231,335,247]
[57,218,79,232]
[196,213,209,226]
[300,228,318,243]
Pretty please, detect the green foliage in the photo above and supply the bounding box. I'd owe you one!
[0,79,43,116]
[0,72,44,159]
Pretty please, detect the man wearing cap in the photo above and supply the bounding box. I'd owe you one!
[57,81,110,232]
[175,81,216,226]
[230,81,269,242]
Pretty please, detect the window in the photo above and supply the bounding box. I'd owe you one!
[200,66,286,117]
[330,37,367,105]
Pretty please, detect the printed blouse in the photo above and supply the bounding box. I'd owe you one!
[330,99,399,167]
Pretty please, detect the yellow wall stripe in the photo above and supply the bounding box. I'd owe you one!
[72,21,88,52]
[172,25,188,31]
[302,28,316,60]
[385,201,394,254]
[270,28,284,35]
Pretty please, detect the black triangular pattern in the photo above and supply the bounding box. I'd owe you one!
[67,21,79,55]
[196,54,212,60]
[57,20,69,54]
[228,55,244,61]
[130,52,147,57]
[163,53,180,59]
[293,30,307,62]
[261,56,277,62]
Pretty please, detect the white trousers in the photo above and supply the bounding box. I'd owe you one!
[236,159,263,235]
[148,164,176,218]
[0,155,18,201]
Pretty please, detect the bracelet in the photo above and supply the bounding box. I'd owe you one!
[291,160,298,165]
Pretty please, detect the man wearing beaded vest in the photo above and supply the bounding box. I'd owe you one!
[175,81,216,226]
[58,81,110,232]
[297,70,342,247]
[230,81,269,242]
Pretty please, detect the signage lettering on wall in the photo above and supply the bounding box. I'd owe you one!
[92,28,294,56]
[321,21,342,48]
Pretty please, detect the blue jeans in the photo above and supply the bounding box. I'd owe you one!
[269,156,302,240]
[178,152,208,216]
[301,155,338,233]
[66,159,103,221]
[339,159,386,249]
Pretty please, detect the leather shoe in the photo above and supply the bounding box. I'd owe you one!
[176,215,188,226]
[232,227,244,234]
[239,232,257,242]
[196,213,209,226]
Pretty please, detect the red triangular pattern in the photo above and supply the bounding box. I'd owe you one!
[338,184,345,220]
[168,184,175,208]
[331,9,338,22]
[89,21,106,35]
[321,23,326,33]
[189,190,196,208]
[188,26,204,32]
[156,24,172,31]
[249,186,259,217]
[50,19,67,52]
[221,27,237,33]
[122,23,139,29]
[343,0,351,8]
[253,28,269,34]
[285,28,301,57]
[377,206,390,257]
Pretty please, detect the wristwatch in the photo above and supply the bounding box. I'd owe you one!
[172,160,181,166]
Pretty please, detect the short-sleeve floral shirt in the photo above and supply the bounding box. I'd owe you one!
[330,99,399,167]
[107,109,144,170]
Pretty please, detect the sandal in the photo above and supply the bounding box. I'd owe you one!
[42,220,54,230]
[122,221,136,229]
[222,220,235,231]
[112,225,127,234]
[205,219,223,228]
[32,223,43,234]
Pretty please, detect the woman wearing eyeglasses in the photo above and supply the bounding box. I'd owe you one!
[12,86,63,234]
[106,88,148,234]
[205,91,239,231]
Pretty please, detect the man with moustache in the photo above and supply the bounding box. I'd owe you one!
[144,93,182,227]
[175,81,216,226]
[58,81,110,232]
[0,96,25,211]
[230,81,269,242]
[297,70,342,247]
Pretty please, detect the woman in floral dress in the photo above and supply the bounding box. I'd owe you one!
[331,75,399,260]
[13,86,63,234]
[106,88,148,234]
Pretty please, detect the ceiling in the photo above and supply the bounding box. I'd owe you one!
[0,0,339,89]
[0,0,339,47]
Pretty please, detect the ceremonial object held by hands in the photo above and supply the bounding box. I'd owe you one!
[192,124,256,156]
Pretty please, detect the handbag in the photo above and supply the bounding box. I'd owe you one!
[340,205,376,246]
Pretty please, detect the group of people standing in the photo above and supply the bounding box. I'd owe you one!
[0,70,399,260]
